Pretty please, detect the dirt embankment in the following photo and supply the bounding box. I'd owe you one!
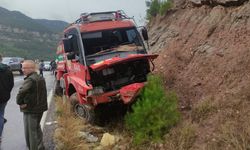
[149,0,250,149]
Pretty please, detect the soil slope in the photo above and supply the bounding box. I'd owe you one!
[149,0,250,149]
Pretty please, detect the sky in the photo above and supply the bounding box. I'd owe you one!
[0,0,148,25]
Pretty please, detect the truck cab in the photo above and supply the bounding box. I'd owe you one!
[55,10,157,122]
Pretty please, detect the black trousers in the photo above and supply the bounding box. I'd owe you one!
[23,113,45,150]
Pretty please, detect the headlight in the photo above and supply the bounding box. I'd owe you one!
[87,86,104,96]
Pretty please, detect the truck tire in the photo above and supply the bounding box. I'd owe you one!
[70,93,95,123]
[55,81,63,96]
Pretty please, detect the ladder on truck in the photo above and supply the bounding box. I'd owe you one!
[74,10,132,24]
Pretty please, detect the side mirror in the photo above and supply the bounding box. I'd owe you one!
[141,27,149,41]
[67,53,75,60]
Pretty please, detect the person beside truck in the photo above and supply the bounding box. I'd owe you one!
[16,60,48,150]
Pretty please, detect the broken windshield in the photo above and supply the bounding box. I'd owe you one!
[82,27,144,56]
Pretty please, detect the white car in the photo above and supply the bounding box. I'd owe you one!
[43,61,51,71]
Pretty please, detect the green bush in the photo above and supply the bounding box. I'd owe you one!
[125,75,180,145]
[146,0,161,20]
[146,0,173,20]
[160,1,173,15]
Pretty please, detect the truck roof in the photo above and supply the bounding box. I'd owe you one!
[64,10,136,33]
[65,20,135,33]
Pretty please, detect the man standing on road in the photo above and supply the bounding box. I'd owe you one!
[39,60,44,77]
[0,54,14,142]
[16,60,47,150]
[50,60,56,75]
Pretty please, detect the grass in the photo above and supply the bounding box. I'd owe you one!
[54,96,89,150]
[164,121,197,150]
[219,122,250,150]
[207,120,250,150]
[209,98,250,150]
[191,99,216,123]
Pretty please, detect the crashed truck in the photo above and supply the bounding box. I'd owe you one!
[55,10,158,122]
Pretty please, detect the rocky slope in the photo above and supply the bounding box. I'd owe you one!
[149,0,250,149]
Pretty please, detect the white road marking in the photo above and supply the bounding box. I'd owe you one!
[41,89,54,131]
[14,79,23,82]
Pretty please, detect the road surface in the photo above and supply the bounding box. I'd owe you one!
[1,71,55,150]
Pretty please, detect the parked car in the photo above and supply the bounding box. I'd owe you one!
[2,57,24,74]
[43,61,51,71]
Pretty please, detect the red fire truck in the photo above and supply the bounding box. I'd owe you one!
[55,10,158,122]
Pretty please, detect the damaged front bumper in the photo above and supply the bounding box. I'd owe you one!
[87,82,144,105]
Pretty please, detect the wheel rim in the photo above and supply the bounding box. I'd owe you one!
[75,104,90,121]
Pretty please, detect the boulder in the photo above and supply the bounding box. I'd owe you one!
[100,133,116,147]
[78,131,98,143]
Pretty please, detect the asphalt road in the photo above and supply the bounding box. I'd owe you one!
[1,71,55,150]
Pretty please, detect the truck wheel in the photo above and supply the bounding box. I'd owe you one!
[55,81,63,96]
[70,93,94,123]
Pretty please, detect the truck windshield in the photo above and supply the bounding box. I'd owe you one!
[82,27,144,56]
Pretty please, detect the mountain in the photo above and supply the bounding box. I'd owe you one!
[0,6,69,60]
[35,19,68,33]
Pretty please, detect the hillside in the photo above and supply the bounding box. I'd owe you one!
[0,6,68,60]
[35,19,68,33]
[149,0,250,149]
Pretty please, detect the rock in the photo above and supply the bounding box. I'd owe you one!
[216,52,224,57]
[100,133,116,147]
[78,131,98,143]
[173,0,187,7]
[189,0,248,6]
[189,0,203,5]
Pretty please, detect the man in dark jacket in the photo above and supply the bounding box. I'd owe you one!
[0,54,14,142]
[16,60,47,150]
